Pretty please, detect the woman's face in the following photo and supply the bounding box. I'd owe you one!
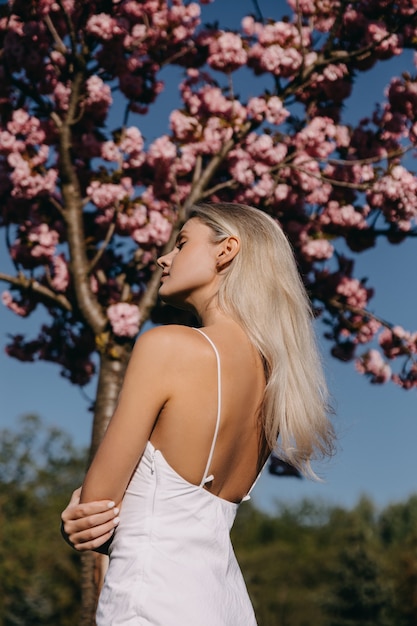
[157,218,221,310]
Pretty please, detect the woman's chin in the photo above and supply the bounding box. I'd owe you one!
[159,290,188,311]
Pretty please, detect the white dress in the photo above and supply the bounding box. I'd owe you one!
[96,329,259,625]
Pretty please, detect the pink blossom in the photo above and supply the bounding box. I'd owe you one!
[200,86,235,116]
[247,97,267,121]
[379,326,414,358]
[228,149,255,185]
[28,223,59,259]
[291,154,322,192]
[306,64,351,102]
[301,238,334,261]
[320,202,368,229]
[7,109,46,145]
[2,291,33,317]
[107,303,140,338]
[366,23,402,57]
[367,165,417,227]
[250,43,302,77]
[51,254,70,291]
[86,14,124,40]
[117,204,147,235]
[173,25,189,42]
[355,318,381,344]
[120,126,144,153]
[7,109,30,134]
[295,117,337,158]
[119,127,145,169]
[257,20,305,47]
[265,96,290,125]
[356,349,391,384]
[251,174,274,199]
[84,76,112,115]
[0,131,24,152]
[87,179,133,209]
[287,0,338,31]
[336,277,371,309]
[170,110,201,140]
[241,16,257,36]
[133,211,172,247]
[147,135,177,166]
[124,23,147,47]
[207,32,247,72]
[101,141,121,162]
[172,181,191,202]
[305,183,332,205]
[246,133,287,165]
[201,117,233,153]
[53,82,71,111]
[334,125,350,148]
[174,144,198,175]
[274,183,291,201]
[8,152,58,199]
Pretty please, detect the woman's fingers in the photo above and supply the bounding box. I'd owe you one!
[62,503,118,530]
[61,487,120,551]
[70,516,120,551]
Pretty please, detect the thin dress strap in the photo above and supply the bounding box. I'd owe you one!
[240,459,269,502]
[193,328,221,487]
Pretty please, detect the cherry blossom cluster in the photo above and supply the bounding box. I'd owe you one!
[242,16,312,78]
[0,109,57,200]
[357,325,417,388]
[107,303,141,338]
[1,0,417,390]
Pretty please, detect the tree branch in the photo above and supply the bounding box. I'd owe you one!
[87,218,118,275]
[0,271,72,312]
[57,71,108,333]
[327,146,412,167]
[44,14,67,55]
[200,178,238,198]
[184,121,254,211]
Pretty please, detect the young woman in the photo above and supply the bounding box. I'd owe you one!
[62,202,335,625]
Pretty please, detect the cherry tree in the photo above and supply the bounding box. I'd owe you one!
[1,0,417,620]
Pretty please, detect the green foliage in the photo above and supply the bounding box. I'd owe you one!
[2,416,417,626]
[0,415,87,626]
[232,495,417,626]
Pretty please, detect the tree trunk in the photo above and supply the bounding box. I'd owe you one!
[80,347,132,626]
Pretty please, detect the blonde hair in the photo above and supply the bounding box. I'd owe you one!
[188,202,335,477]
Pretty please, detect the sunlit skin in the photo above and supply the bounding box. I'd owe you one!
[64,218,267,550]
[157,218,237,319]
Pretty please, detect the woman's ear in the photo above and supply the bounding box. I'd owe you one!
[216,236,240,270]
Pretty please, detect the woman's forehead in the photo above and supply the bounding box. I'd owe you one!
[180,217,207,235]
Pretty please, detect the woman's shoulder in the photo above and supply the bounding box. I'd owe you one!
[135,324,207,357]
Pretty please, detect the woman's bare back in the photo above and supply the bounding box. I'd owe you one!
[149,322,267,503]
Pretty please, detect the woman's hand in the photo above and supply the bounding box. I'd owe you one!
[61,487,120,553]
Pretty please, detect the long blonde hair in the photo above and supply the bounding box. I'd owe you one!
[188,202,335,477]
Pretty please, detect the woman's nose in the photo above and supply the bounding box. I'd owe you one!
[157,253,169,269]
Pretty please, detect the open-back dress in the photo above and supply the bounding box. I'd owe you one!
[96,329,259,625]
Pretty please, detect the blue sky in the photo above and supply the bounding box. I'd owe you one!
[1,0,416,514]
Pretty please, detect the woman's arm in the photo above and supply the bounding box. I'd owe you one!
[80,327,174,505]
[61,487,119,553]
